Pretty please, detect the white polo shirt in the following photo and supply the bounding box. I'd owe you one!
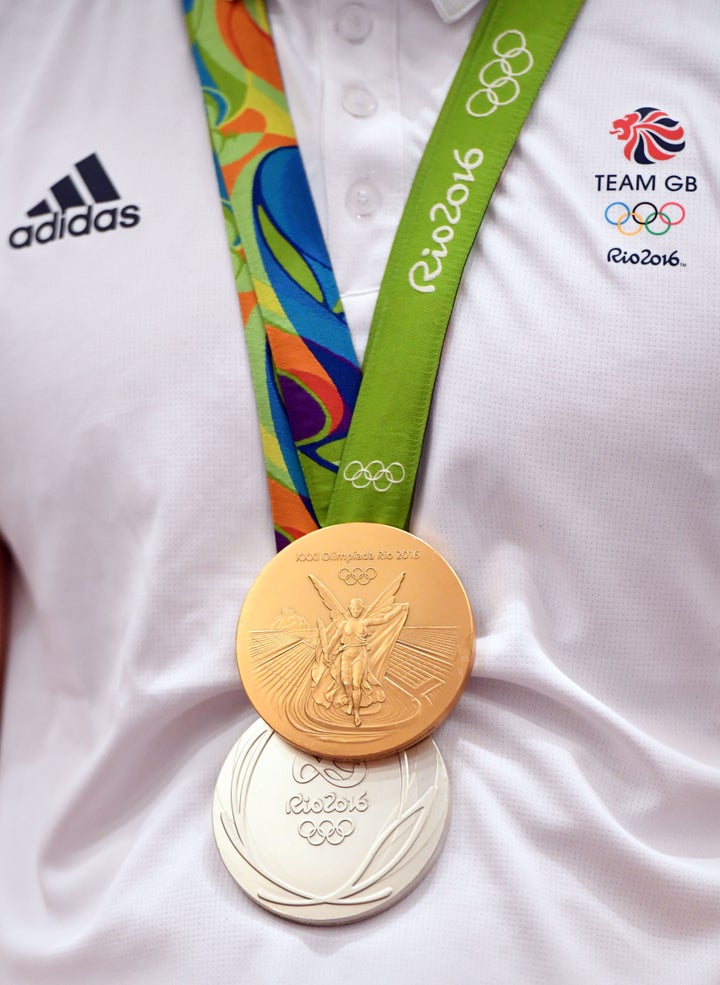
[1,1,720,982]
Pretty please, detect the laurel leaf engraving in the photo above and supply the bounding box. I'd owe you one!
[220,733,439,909]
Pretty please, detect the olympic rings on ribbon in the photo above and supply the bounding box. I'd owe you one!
[298,819,355,846]
[465,30,533,118]
[339,567,377,587]
[342,461,406,492]
[604,200,686,237]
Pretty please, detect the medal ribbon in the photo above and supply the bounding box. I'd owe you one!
[184,0,361,550]
[185,0,584,540]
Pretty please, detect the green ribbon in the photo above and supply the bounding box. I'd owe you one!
[325,0,584,529]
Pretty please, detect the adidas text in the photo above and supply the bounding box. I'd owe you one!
[9,204,141,249]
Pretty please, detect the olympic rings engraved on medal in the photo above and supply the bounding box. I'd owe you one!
[342,460,406,492]
[465,30,534,118]
[292,757,368,788]
[604,200,686,237]
[298,818,355,846]
[339,567,377,587]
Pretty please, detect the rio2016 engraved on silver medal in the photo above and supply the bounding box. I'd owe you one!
[213,718,450,925]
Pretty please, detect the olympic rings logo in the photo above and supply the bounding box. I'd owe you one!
[604,200,686,236]
[339,567,377,587]
[342,461,406,492]
[298,819,355,846]
[466,30,533,118]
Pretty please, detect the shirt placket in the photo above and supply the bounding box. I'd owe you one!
[317,0,404,357]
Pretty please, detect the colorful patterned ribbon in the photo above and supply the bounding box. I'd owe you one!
[184,0,361,550]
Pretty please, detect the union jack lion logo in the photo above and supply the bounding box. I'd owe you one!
[610,107,685,164]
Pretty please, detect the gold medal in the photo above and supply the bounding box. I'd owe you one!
[236,522,474,760]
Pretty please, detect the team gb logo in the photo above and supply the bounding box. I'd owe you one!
[610,107,685,164]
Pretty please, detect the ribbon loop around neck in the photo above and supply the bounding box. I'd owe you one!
[186,0,585,542]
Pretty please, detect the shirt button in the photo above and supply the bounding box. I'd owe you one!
[342,86,378,118]
[335,3,373,43]
[346,179,381,220]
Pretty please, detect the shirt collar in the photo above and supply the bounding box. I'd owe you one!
[429,0,484,23]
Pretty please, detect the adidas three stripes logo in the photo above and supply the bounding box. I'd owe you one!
[27,153,121,217]
[8,151,141,249]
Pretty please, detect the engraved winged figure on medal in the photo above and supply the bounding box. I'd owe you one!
[246,563,465,748]
[308,573,408,726]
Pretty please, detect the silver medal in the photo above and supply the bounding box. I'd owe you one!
[213,718,449,925]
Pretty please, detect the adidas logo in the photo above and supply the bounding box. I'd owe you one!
[8,152,141,249]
